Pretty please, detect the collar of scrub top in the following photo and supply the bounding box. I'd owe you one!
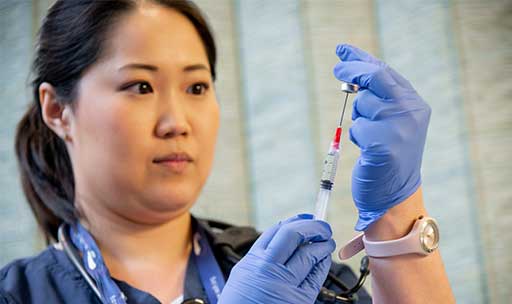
[68,218,226,304]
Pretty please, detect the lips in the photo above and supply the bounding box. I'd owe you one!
[153,152,192,163]
[153,152,192,173]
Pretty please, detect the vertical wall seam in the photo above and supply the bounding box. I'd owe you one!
[31,0,39,40]
[228,0,253,225]
[232,0,258,226]
[297,0,322,178]
[369,0,384,60]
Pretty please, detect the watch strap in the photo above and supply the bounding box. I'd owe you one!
[338,233,364,260]
[338,216,435,259]
[362,227,422,257]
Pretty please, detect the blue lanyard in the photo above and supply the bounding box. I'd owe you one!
[69,220,226,304]
[192,223,226,303]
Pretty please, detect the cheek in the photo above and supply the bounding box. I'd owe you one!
[196,102,220,177]
[75,98,152,186]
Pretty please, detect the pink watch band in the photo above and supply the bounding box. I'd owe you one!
[362,230,422,257]
[339,216,437,260]
[338,230,422,260]
[338,233,364,260]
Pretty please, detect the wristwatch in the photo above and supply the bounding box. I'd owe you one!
[339,215,440,260]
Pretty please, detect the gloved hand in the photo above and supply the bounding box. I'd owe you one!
[218,214,335,304]
[333,44,431,231]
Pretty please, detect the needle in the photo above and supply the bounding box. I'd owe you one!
[339,93,349,127]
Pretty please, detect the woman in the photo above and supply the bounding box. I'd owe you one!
[0,0,455,303]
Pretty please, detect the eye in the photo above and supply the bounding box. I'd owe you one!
[186,82,209,95]
[121,81,154,94]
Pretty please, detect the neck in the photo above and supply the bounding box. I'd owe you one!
[80,208,193,279]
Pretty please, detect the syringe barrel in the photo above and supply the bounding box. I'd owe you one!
[320,146,340,189]
[314,188,332,221]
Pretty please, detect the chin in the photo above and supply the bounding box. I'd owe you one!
[144,188,198,214]
[125,197,193,225]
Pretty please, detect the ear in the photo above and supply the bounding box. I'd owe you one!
[39,82,75,142]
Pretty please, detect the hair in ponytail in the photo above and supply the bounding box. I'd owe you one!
[14,0,216,243]
[15,103,75,243]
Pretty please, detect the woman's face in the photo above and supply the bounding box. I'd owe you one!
[67,4,219,224]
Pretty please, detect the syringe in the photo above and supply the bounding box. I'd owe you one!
[314,82,359,221]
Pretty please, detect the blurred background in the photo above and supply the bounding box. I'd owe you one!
[1,0,510,303]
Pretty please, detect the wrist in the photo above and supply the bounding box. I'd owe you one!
[364,187,427,242]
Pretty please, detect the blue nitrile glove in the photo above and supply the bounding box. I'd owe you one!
[218,214,335,304]
[333,44,431,231]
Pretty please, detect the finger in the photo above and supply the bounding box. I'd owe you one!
[249,214,313,253]
[333,61,401,99]
[349,117,399,151]
[299,255,332,291]
[285,239,336,284]
[352,97,361,120]
[352,89,403,121]
[265,220,332,264]
[348,117,369,149]
[336,43,385,67]
[336,44,415,91]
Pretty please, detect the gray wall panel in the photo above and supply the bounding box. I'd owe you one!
[451,0,512,302]
[236,0,318,229]
[0,0,40,266]
[375,0,487,302]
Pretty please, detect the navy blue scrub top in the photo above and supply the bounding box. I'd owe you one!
[0,219,371,304]
[0,244,206,303]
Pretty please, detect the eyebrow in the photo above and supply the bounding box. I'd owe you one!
[118,63,158,72]
[183,64,210,73]
[118,63,210,73]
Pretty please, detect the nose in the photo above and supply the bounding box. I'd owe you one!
[154,97,189,139]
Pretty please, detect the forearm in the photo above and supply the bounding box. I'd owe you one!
[364,187,455,303]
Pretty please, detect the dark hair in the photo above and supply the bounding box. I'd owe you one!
[14,0,216,244]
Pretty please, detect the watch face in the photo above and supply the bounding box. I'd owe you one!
[419,218,439,253]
